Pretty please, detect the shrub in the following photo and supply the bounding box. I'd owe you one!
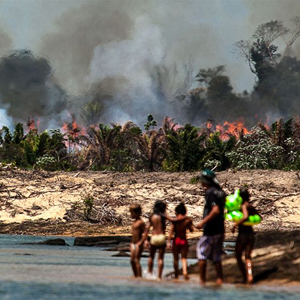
[226,127,284,169]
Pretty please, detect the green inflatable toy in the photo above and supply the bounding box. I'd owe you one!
[225,210,243,222]
[225,189,242,212]
[225,211,261,226]
[225,189,262,226]
[243,214,262,226]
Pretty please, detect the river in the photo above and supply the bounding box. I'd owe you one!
[0,234,298,299]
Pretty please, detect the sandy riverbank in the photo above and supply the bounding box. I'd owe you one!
[0,168,299,286]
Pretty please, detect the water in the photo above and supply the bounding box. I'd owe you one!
[0,234,298,299]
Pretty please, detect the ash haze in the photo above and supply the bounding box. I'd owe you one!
[0,0,299,130]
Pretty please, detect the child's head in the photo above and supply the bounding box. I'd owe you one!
[130,204,142,218]
[153,200,166,215]
[239,187,250,203]
[175,202,186,216]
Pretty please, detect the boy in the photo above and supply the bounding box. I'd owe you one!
[231,187,261,284]
[129,204,145,277]
[195,169,226,285]
[167,202,193,280]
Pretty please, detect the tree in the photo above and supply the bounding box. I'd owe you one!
[235,20,289,80]
[196,66,244,123]
[144,114,157,131]
[81,100,104,126]
[165,123,206,171]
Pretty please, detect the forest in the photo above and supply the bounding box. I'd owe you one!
[1,19,300,172]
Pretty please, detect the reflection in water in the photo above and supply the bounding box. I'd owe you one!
[0,234,298,299]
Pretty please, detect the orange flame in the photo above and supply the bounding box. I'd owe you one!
[62,115,86,142]
[207,118,251,140]
[27,117,39,133]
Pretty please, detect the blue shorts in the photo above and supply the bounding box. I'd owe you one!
[196,234,224,262]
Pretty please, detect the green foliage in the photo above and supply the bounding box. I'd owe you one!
[190,175,201,184]
[0,125,67,170]
[83,195,94,220]
[201,132,236,171]
[165,124,205,171]
[226,127,284,169]
[35,154,58,171]
[110,149,131,171]
[144,114,157,131]
[81,100,104,126]
[13,123,24,144]
[161,159,180,172]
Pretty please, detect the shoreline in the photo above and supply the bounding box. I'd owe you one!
[0,223,298,288]
[0,169,299,287]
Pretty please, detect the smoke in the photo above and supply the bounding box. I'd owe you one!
[0,106,13,130]
[87,15,176,125]
[1,0,300,130]
[0,50,68,130]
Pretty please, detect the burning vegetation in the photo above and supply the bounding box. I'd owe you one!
[1,19,300,173]
[1,116,300,172]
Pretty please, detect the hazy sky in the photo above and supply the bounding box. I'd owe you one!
[0,0,299,129]
[0,0,298,94]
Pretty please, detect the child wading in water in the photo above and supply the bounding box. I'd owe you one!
[143,200,167,280]
[231,187,262,284]
[167,202,193,280]
[129,204,145,277]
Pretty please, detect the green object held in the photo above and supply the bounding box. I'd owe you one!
[243,214,262,226]
[225,189,242,212]
[225,211,243,222]
[225,211,261,226]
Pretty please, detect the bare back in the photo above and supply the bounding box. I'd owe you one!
[150,214,165,235]
[174,217,193,240]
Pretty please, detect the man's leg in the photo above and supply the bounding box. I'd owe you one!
[212,234,224,285]
[197,236,210,285]
[198,260,207,285]
[214,261,223,285]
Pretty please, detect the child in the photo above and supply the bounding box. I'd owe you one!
[143,200,167,280]
[231,187,262,284]
[129,204,145,278]
[167,202,193,280]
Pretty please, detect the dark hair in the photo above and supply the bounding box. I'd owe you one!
[239,187,250,202]
[130,204,142,215]
[153,200,166,215]
[153,200,166,231]
[175,202,186,215]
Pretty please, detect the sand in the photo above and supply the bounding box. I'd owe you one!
[0,168,299,286]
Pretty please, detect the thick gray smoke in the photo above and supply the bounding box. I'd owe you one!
[1,0,300,130]
[0,50,68,131]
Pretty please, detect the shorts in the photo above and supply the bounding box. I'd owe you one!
[150,234,166,247]
[174,237,188,247]
[196,234,224,262]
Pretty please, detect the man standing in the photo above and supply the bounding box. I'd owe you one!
[196,169,225,285]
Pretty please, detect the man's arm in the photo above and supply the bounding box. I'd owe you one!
[196,205,220,229]
[188,218,194,232]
